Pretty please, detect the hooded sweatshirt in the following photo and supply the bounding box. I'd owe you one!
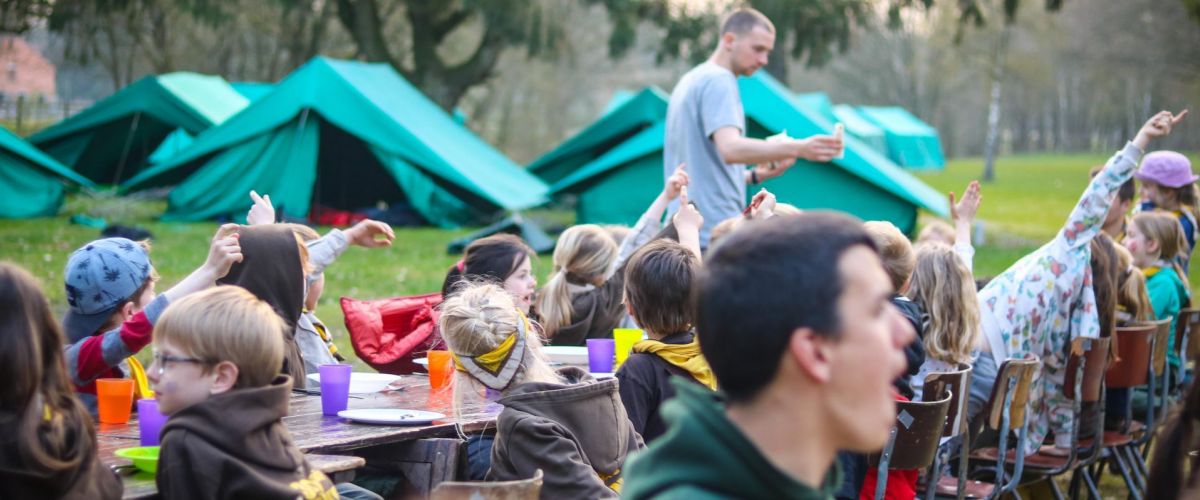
[489,366,644,499]
[549,208,673,346]
[616,331,714,442]
[623,380,841,500]
[218,225,308,387]
[156,376,337,500]
[0,399,122,499]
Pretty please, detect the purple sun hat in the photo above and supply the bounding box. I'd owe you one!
[1134,151,1197,188]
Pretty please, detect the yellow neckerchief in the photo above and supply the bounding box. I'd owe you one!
[598,469,623,493]
[127,357,154,400]
[631,337,718,390]
[1142,266,1162,279]
[305,309,342,360]
[451,309,531,390]
[454,333,518,374]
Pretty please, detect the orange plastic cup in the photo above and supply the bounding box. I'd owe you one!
[96,378,135,424]
[427,350,454,391]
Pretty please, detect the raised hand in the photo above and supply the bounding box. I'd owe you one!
[665,163,689,200]
[344,219,395,248]
[674,185,704,231]
[1134,110,1188,149]
[951,181,982,223]
[205,224,243,279]
[749,188,777,220]
[246,190,275,225]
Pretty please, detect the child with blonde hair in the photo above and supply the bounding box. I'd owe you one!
[149,286,380,500]
[440,283,642,498]
[1125,211,1192,371]
[907,243,982,399]
[539,165,692,344]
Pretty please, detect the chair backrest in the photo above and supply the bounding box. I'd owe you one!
[430,469,544,500]
[921,363,972,438]
[1151,317,1174,377]
[872,391,953,470]
[1176,306,1195,354]
[984,357,1040,431]
[1064,337,1111,402]
[1106,324,1155,389]
[1185,306,1200,359]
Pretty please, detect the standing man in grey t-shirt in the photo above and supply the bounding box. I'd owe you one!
[665,8,842,246]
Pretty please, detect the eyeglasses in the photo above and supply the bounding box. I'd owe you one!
[151,349,210,376]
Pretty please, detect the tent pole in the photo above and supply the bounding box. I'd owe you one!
[112,111,141,185]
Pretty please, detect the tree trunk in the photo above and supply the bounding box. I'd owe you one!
[980,23,1011,183]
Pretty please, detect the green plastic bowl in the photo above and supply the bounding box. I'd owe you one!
[114,446,160,474]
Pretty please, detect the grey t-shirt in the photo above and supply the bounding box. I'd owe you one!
[664,62,746,246]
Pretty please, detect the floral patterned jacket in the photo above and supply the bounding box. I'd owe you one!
[978,142,1143,453]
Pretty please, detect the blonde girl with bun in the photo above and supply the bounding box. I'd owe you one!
[440,283,643,498]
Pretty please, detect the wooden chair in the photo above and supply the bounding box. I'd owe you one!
[1174,308,1200,394]
[1124,317,1176,489]
[1184,309,1200,360]
[871,391,953,500]
[1091,323,1155,500]
[969,339,1110,500]
[956,356,1041,499]
[917,363,973,500]
[430,469,543,500]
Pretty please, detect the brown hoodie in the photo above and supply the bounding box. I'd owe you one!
[156,376,337,500]
[489,367,644,499]
[218,225,308,388]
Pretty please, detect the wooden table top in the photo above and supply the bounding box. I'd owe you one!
[98,375,500,498]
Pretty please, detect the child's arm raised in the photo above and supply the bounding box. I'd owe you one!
[950,181,981,272]
[307,219,395,276]
[1060,110,1187,250]
[674,187,704,261]
[611,164,690,271]
[162,224,243,303]
[246,190,275,225]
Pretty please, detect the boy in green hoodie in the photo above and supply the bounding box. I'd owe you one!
[622,212,916,499]
[147,286,380,500]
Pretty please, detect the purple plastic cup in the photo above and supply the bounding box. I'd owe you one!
[137,399,168,446]
[319,364,353,416]
[587,338,616,373]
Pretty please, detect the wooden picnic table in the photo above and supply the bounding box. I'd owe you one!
[97,375,500,499]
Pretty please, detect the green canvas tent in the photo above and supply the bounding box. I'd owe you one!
[857,106,946,170]
[544,71,948,234]
[231,82,276,102]
[30,73,249,185]
[794,92,837,123]
[528,87,668,186]
[0,126,94,218]
[832,104,888,156]
[122,57,548,228]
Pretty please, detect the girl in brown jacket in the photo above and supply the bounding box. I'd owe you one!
[439,283,644,498]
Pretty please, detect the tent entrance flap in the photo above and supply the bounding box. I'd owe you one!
[313,118,414,216]
[70,113,177,185]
